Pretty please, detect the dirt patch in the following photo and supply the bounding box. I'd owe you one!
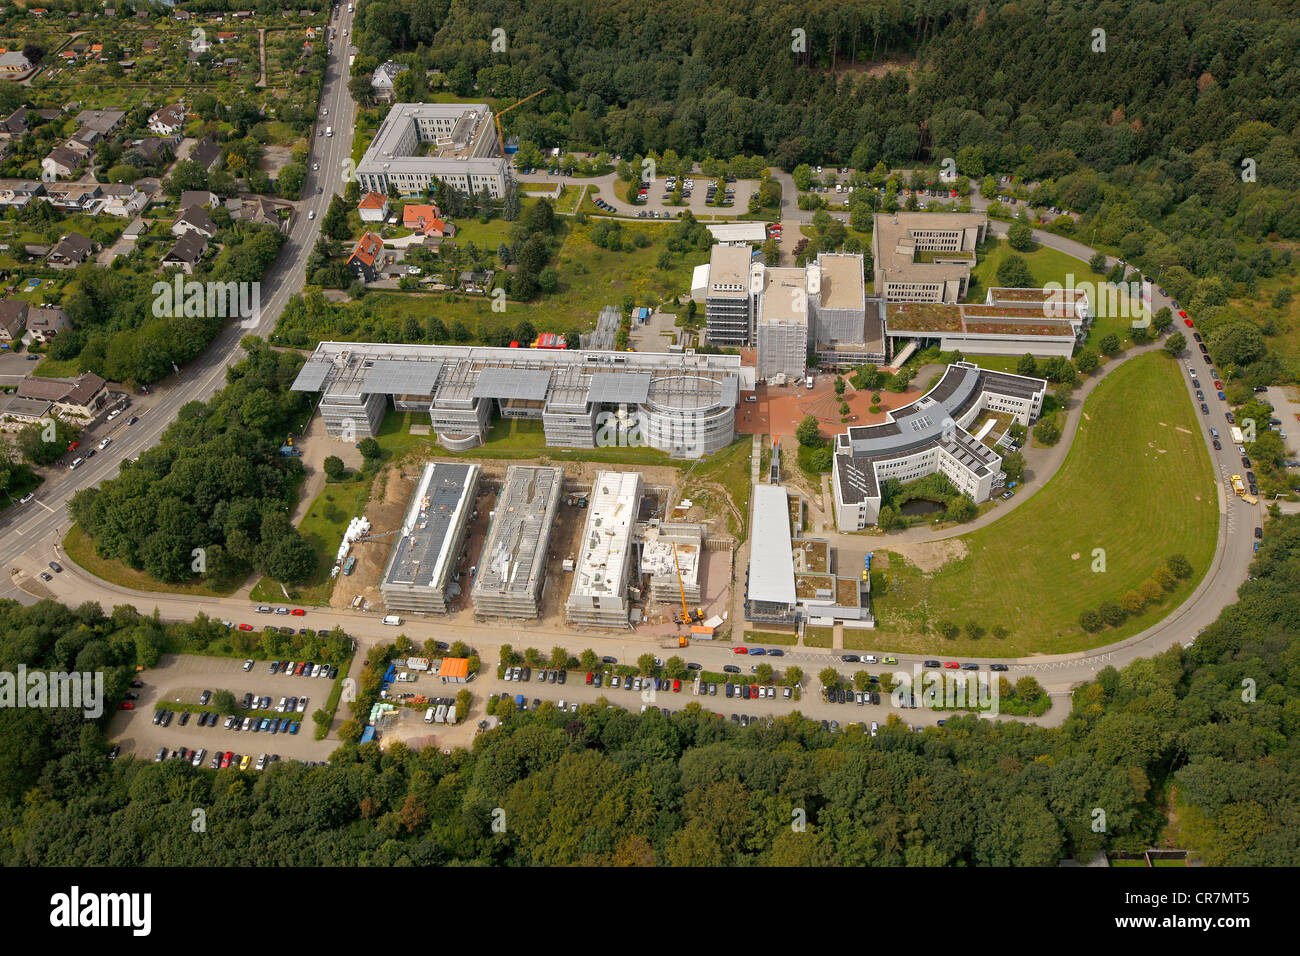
[897,538,968,573]
[258,144,294,177]
[330,464,416,612]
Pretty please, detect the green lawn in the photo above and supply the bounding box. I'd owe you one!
[968,238,1149,350]
[743,629,799,645]
[249,478,373,606]
[870,351,1218,655]
[803,626,834,648]
[682,437,753,542]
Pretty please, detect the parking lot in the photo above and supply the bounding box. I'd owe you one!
[109,653,342,765]
[482,662,947,732]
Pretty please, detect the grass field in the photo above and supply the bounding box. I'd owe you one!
[870,351,1218,655]
[63,524,244,598]
[743,630,799,645]
[968,239,1146,349]
[803,626,834,648]
[682,437,753,542]
[249,477,373,605]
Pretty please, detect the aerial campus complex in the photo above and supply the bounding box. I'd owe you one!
[291,341,748,459]
[354,102,509,199]
[699,213,1090,374]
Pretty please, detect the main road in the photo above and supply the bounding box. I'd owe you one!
[0,3,360,601]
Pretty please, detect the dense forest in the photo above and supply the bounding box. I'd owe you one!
[67,340,317,586]
[4,510,1299,865]
[347,0,1300,380]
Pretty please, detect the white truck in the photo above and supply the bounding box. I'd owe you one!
[1230,426,1245,445]
[382,614,401,626]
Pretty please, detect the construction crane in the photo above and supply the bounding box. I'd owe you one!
[671,543,705,628]
[353,528,403,544]
[494,88,546,159]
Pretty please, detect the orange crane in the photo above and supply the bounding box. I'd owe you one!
[671,543,705,640]
[494,88,546,158]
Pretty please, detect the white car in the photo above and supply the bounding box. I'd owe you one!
[18,493,33,504]
[322,108,328,116]
[312,162,319,170]
[308,210,316,220]
[276,697,287,713]
[503,668,512,682]
[98,437,112,450]
[296,697,308,713]
[870,721,879,737]
[863,655,877,664]
[311,664,322,678]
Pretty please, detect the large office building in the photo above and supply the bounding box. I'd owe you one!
[703,244,754,347]
[379,462,480,615]
[880,290,1087,359]
[564,471,643,629]
[872,213,987,302]
[472,465,563,619]
[753,263,810,382]
[291,342,747,459]
[745,484,798,625]
[354,103,508,199]
[831,362,1047,529]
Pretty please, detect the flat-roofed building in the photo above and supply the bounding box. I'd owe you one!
[472,465,563,619]
[639,520,704,605]
[746,484,797,625]
[380,462,480,615]
[753,263,810,382]
[704,244,755,347]
[355,102,508,199]
[831,362,1047,529]
[872,212,986,302]
[565,471,643,629]
[881,296,1082,359]
[291,342,747,459]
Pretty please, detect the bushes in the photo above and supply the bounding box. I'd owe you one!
[1077,556,1194,633]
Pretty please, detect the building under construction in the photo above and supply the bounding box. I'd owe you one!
[471,465,563,619]
[638,520,704,605]
[380,462,480,615]
[565,471,643,629]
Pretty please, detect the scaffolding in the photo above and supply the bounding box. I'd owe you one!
[471,465,563,619]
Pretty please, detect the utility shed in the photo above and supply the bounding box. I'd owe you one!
[471,465,563,618]
[564,472,643,629]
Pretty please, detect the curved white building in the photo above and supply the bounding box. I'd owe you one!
[831,362,1047,529]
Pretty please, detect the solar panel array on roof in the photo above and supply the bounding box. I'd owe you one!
[587,371,651,404]
[364,359,442,396]
[472,366,551,400]
[291,360,334,392]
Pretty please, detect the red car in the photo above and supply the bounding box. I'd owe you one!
[672,679,681,693]
[585,672,593,684]
[68,441,80,450]
[290,608,305,616]
[220,751,233,769]
[118,701,134,710]
[1179,310,1188,318]
[1214,380,1223,390]
[1184,318,1194,327]
[237,623,254,631]
[733,647,748,654]
[943,661,960,669]
[295,662,307,676]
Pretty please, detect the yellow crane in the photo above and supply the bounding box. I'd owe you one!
[672,543,705,632]
[494,88,547,158]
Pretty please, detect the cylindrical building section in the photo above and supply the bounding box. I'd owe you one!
[640,373,735,459]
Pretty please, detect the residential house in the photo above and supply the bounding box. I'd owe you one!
[216,31,236,44]
[47,232,95,268]
[99,183,147,218]
[130,136,179,165]
[161,231,208,274]
[0,107,29,139]
[16,372,108,420]
[26,306,72,343]
[347,231,385,283]
[41,146,85,180]
[0,52,33,75]
[458,270,494,294]
[357,191,390,222]
[370,61,408,102]
[172,204,217,239]
[0,393,55,426]
[42,182,102,212]
[74,108,127,135]
[141,39,159,54]
[226,195,280,228]
[0,180,45,209]
[179,189,218,210]
[0,299,29,342]
[121,217,147,243]
[403,204,454,238]
[189,136,222,172]
[148,102,186,136]
[67,126,102,153]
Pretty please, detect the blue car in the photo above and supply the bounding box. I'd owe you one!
[767,649,784,657]
[268,718,281,734]
[750,648,767,656]
[289,722,300,735]
[259,718,271,732]
[1217,391,1226,401]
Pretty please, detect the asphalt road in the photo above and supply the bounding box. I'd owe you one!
[0,3,360,601]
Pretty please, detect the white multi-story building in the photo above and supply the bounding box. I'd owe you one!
[831,362,1047,529]
[872,212,987,302]
[565,472,643,629]
[753,263,810,382]
[355,103,508,199]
